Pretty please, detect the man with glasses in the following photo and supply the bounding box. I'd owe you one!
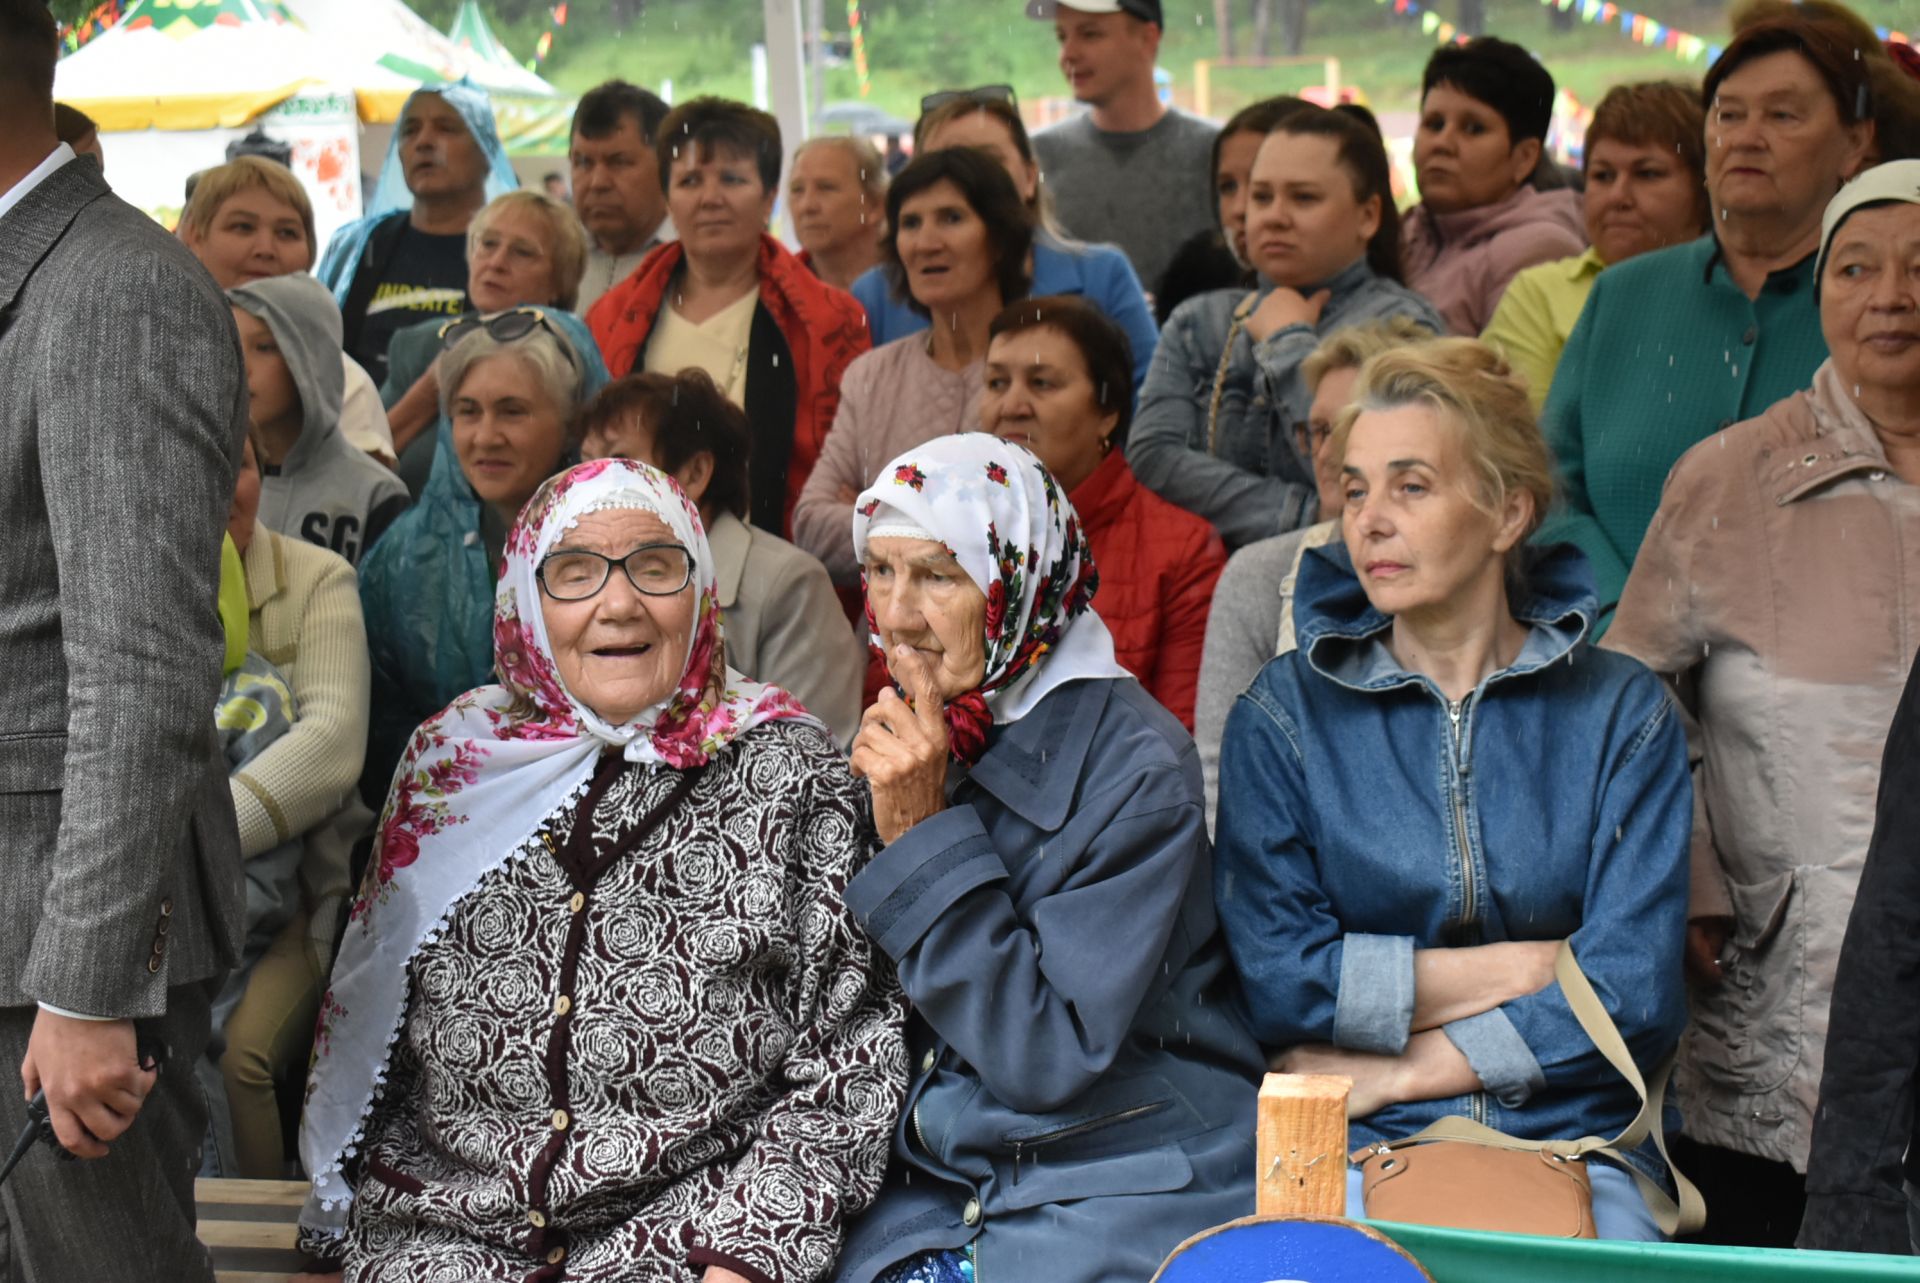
[1026,0,1218,295]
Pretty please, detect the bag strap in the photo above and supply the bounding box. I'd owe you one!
[1349,942,1705,1237]
[1204,294,1257,459]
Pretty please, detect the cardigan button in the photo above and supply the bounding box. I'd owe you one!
[552,1109,571,1131]
[554,996,572,1017]
[528,1209,547,1228]
[1741,325,1757,346]
[962,1197,981,1227]
[546,1246,567,1264]
[569,892,585,913]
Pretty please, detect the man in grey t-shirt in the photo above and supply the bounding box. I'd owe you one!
[1027,0,1218,295]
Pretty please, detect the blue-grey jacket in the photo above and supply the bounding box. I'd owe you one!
[1128,258,1444,549]
[1214,542,1690,1181]
[836,677,1261,1283]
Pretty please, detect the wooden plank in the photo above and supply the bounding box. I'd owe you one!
[199,1219,299,1252]
[196,1178,308,1208]
[1256,1072,1351,1218]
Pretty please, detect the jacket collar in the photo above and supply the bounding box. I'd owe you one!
[0,153,102,315]
[962,675,1112,831]
[707,509,751,609]
[1065,448,1135,534]
[1293,540,1596,696]
[241,524,288,613]
[1770,359,1904,505]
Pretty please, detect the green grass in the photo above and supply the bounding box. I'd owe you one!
[458,0,1919,124]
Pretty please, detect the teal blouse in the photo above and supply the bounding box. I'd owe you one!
[1537,234,1827,623]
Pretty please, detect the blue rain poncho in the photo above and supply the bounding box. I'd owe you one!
[315,80,519,307]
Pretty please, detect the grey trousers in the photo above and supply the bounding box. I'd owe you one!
[0,983,218,1283]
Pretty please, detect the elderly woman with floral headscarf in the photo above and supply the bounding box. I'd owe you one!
[292,459,907,1283]
[828,434,1262,1283]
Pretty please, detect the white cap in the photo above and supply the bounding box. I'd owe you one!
[1026,0,1162,23]
[1816,160,1920,293]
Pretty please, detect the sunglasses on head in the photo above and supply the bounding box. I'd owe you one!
[438,306,579,371]
[920,84,1018,116]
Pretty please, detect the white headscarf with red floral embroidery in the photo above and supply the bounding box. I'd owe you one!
[852,434,1127,762]
[299,458,813,1241]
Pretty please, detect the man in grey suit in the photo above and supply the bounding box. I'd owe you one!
[0,3,247,1277]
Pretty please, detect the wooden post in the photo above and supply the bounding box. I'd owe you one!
[1256,1072,1351,1217]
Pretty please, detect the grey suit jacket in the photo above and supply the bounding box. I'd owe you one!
[0,156,247,1017]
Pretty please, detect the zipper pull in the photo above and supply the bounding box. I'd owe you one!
[1012,1140,1023,1184]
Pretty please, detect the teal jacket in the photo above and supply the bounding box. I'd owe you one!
[1537,234,1826,622]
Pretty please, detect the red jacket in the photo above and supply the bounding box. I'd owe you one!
[1070,449,1226,731]
[587,234,871,533]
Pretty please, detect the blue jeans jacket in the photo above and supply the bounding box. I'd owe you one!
[1127,259,1444,550]
[1214,542,1691,1180]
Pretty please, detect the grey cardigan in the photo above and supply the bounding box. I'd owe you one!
[835,677,1262,1283]
[1128,259,1444,549]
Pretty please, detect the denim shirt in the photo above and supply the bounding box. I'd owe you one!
[1128,259,1445,550]
[1214,542,1691,1176]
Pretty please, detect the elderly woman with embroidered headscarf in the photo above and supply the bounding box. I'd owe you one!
[357,313,608,805]
[293,459,908,1283]
[1610,161,1920,1249]
[828,434,1262,1283]
[316,82,519,388]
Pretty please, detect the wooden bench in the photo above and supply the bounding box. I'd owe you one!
[197,1177,308,1283]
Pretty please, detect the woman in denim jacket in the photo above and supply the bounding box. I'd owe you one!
[1215,339,1692,1239]
[1128,106,1444,551]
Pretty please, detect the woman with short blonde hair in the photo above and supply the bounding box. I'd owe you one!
[1215,334,1693,1242]
[464,188,589,311]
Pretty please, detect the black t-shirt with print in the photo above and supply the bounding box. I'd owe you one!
[349,224,469,386]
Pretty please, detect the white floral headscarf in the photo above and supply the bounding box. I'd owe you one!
[851,433,1127,762]
[298,459,814,1243]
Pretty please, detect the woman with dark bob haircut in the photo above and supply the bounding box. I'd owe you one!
[1401,36,1587,334]
[587,95,871,540]
[850,93,1160,392]
[1130,105,1444,550]
[979,296,1226,731]
[794,148,1034,585]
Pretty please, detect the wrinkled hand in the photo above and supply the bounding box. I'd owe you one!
[1243,287,1332,343]
[1271,1043,1401,1119]
[702,1269,754,1283]
[849,645,949,844]
[1686,917,1733,988]
[20,1011,156,1159]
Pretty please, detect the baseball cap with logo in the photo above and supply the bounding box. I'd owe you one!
[1026,0,1164,27]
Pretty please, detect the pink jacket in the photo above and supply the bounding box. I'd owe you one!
[1402,185,1585,336]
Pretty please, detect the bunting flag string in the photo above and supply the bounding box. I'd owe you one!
[526,2,567,70]
[848,0,870,99]
[1374,0,1909,63]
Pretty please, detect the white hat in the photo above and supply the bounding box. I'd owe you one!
[1026,0,1163,24]
[1816,160,1920,294]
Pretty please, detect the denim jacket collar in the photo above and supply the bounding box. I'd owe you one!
[1293,541,1597,697]
[1251,256,1373,311]
[959,676,1113,831]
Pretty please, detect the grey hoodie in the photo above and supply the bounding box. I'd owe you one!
[229,274,409,566]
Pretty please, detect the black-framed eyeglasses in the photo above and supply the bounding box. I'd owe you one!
[438,306,579,371]
[920,84,1018,116]
[536,544,694,601]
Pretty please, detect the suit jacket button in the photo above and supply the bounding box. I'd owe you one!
[159,899,174,916]
[156,918,171,936]
[146,956,162,973]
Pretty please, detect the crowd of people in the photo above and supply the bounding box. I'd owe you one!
[6,0,1920,1278]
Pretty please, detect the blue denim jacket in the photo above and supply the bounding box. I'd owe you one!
[1214,541,1690,1177]
[1128,259,1445,550]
